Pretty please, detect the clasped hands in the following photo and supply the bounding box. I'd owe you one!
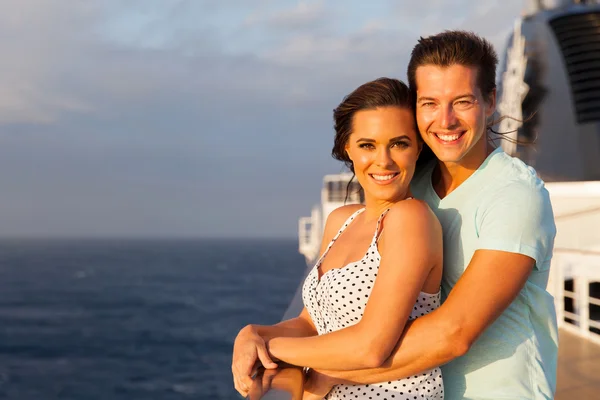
[232,325,336,399]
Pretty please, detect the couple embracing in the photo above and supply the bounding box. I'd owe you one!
[232,30,557,400]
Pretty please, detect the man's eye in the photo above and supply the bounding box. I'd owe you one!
[455,100,473,108]
[421,102,435,108]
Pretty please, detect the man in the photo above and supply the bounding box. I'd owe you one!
[234,30,558,400]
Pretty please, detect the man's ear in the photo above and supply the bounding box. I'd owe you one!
[486,88,497,118]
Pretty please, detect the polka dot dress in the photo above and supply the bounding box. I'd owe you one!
[302,208,444,399]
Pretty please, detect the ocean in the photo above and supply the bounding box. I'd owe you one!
[0,238,306,400]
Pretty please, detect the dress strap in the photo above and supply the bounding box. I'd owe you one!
[372,197,413,244]
[314,208,365,267]
[372,209,390,244]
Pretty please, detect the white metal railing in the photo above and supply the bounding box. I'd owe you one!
[546,181,600,346]
[298,216,315,262]
[298,207,322,264]
[549,249,600,346]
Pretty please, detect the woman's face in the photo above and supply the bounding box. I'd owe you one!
[345,106,421,204]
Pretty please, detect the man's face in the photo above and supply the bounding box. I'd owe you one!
[414,64,496,166]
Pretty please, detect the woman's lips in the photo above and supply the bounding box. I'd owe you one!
[368,173,399,185]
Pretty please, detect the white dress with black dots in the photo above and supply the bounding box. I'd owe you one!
[302,208,444,400]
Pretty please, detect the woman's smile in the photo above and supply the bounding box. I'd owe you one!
[368,172,400,185]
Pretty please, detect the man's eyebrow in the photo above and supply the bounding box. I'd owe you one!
[417,94,476,102]
[453,94,476,100]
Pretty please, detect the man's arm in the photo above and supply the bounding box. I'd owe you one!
[315,249,535,383]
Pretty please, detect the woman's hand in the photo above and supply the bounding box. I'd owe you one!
[246,368,278,400]
[232,325,278,397]
[302,369,337,400]
[247,367,305,400]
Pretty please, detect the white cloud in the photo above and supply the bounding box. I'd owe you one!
[245,0,327,31]
[0,0,527,237]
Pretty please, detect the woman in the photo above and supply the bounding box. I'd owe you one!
[232,78,444,399]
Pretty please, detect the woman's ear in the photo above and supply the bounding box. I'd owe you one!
[345,144,352,162]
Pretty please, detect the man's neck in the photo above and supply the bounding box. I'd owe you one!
[432,142,496,199]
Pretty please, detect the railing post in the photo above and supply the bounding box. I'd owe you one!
[553,255,565,328]
[577,276,590,338]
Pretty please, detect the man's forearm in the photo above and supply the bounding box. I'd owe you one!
[316,312,465,384]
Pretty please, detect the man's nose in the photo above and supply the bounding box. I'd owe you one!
[439,104,458,129]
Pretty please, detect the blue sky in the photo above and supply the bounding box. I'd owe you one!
[0,0,526,238]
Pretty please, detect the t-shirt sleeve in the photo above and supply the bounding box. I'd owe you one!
[476,181,556,271]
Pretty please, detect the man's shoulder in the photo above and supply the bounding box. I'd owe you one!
[484,150,549,198]
[476,152,555,232]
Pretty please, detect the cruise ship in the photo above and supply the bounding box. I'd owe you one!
[299,0,600,265]
[249,1,600,398]
[296,0,600,329]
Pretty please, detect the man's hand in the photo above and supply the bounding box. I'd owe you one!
[232,325,278,397]
[302,369,337,400]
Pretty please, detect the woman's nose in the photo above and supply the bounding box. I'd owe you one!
[375,149,393,167]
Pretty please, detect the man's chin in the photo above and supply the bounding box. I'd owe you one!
[428,149,465,164]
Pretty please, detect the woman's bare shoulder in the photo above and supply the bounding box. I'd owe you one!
[319,204,364,252]
[385,199,440,234]
[325,204,364,231]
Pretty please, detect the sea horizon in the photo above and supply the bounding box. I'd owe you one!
[0,237,306,399]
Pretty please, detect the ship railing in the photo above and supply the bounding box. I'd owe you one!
[298,216,313,252]
[298,206,321,264]
[546,181,600,346]
[549,248,600,346]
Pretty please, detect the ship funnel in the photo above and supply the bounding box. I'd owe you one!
[527,0,598,12]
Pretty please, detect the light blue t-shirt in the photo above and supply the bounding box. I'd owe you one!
[411,147,558,400]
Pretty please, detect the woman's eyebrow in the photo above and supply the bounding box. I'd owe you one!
[356,135,411,142]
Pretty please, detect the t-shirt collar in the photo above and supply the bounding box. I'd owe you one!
[428,146,504,203]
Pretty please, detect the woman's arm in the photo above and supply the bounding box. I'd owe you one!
[232,204,363,396]
[233,308,318,395]
[248,307,318,340]
[267,200,443,370]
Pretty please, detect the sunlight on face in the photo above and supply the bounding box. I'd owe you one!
[415,64,496,167]
[345,106,421,204]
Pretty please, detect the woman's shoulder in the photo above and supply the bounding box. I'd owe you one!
[326,204,364,227]
[388,198,434,219]
[385,198,440,234]
[379,199,442,260]
[321,204,364,239]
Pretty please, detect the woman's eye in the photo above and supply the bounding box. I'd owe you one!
[392,141,409,149]
[358,143,374,149]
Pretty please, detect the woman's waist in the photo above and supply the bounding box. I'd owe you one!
[332,366,443,391]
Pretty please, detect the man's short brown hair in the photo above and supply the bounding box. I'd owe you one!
[407,30,499,100]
